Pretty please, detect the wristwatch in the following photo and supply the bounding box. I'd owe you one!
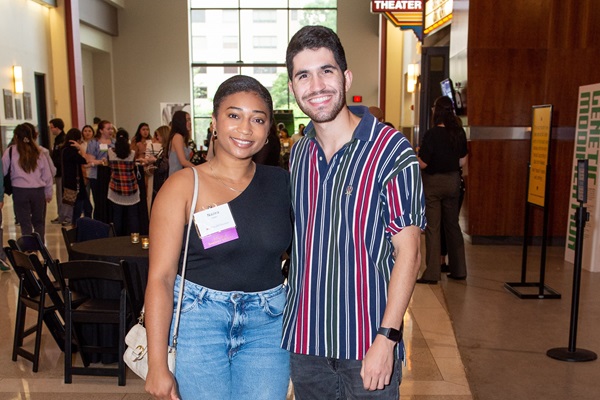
[377,326,402,342]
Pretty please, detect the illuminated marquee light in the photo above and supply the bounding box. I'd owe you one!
[370,0,424,40]
[424,0,453,34]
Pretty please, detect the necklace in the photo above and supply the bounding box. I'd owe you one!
[208,160,255,194]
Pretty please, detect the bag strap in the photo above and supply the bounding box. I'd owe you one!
[170,166,198,348]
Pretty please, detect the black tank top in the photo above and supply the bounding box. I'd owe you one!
[177,164,292,292]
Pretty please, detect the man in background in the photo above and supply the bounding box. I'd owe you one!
[49,118,69,225]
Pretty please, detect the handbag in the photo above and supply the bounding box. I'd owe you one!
[62,187,78,206]
[123,166,199,380]
[3,147,13,196]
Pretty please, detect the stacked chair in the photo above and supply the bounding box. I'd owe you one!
[6,232,136,386]
[5,247,61,373]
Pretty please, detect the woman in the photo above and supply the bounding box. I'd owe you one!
[145,75,292,400]
[2,124,53,241]
[417,96,468,283]
[86,120,115,223]
[166,111,194,176]
[79,124,95,218]
[62,128,92,226]
[132,122,152,160]
[107,129,140,236]
[146,125,170,208]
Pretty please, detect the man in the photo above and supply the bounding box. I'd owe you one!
[282,26,426,399]
[49,118,69,225]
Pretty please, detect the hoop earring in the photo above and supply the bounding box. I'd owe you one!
[212,131,217,139]
[265,138,269,144]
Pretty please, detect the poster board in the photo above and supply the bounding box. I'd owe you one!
[565,83,600,272]
[527,105,553,207]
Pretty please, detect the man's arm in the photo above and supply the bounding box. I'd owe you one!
[360,225,421,390]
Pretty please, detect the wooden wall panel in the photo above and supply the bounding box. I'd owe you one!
[469,0,549,50]
[464,138,574,239]
[466,0,600,128]
[468,48,547,126]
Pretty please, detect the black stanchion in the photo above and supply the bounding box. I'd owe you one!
[547,159,596,362]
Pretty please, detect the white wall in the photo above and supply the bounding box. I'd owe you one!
[0,0,54,134]
[338,0,380,109]
[111,0,191,135]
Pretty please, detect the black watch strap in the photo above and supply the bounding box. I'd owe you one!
[377,326,402,342]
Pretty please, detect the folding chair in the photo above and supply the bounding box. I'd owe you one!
[6,248,60,372]
[58,259,135,386]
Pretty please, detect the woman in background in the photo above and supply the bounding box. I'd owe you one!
[79,124,95,218]
[166,110,194,176]
[86,120,115,223]
[417,96,468,283]
[107,129,140,236]
[146,125,170,209]
[132,122,151,160]
[2,124,53,241]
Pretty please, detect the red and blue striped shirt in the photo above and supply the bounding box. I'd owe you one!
[282,107,426,360]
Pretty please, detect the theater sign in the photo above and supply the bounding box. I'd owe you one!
[370,1,424,40]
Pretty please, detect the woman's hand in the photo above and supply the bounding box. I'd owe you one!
[70,140,82,151]
[145,367,180,400]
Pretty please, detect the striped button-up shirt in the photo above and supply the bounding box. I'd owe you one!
[282,106,426,360]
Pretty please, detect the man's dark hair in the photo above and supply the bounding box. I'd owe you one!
[49,118,64,131]
[286,25,347,80]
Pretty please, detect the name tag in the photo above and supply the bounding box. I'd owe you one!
[193,203,238,249]
[99,143,109,152]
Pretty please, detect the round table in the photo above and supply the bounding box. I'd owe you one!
[70,236,149,364]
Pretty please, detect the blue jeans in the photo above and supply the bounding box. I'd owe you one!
[171,276,290,400]
[290,353,402,399]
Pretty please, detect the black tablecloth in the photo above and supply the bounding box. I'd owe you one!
[69,236,149,363]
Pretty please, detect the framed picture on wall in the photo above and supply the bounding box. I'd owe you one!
[23,92,32,120]
[3,89,14,119]
[15,98,23,120]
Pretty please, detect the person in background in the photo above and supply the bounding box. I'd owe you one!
[62,128,91,226]
[416,95,468,283]
[131,122,152,160]
[291,123,305,145]
[86,120,115,222]
[369,106,385,123]
[145,75,291,400]
[26,122,56,179]
[205,121,214,148]
[79,125,95,217]
[3,124,53,242]
[49,118,69,225]
[107,129,140,236]
[282,25,426,399]
[253,123,281,167]
[0,157,9,271]
[146,125,170,209]
[166,110,194,176]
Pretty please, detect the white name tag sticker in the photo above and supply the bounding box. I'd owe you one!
[99,143,109,152]
[193,203,238,249]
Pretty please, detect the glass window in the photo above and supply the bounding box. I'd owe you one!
[191,9,205,23]
[253,10,277,22]
[223,36,238,49]
[254,66,277,74]
[253,36,277,49]
[224,66,239,74]
[190,2,336,138]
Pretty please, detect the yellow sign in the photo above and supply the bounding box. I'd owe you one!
[527,105,553,207]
